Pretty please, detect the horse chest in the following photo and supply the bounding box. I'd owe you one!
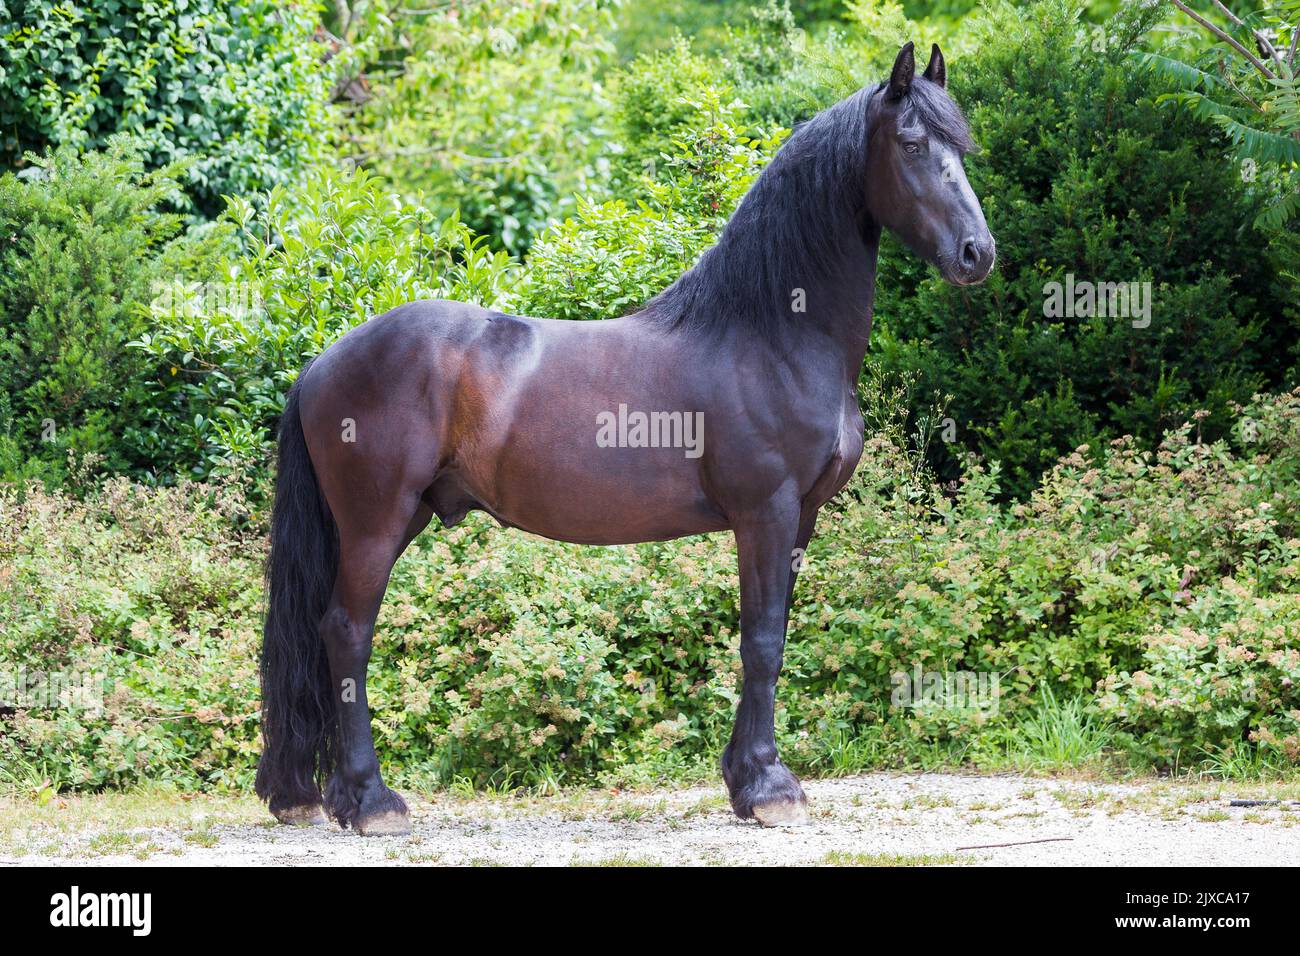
[808,406,865,506]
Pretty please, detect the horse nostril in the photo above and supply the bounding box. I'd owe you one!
[960,238,980,270]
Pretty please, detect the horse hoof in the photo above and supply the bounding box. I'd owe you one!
[752,800,809,827]
[273,804,328,827]
[356,810,412,837]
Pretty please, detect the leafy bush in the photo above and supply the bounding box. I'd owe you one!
[1137,0,1300,229]
[1098,584,1300,767]
[0,0,332,218]
[133,166,517,478]
[4,390,1296,792]
[339,0,617,254]
[517,84,783,319]
[0,138,226,485]
[0,475,263,790]
[610,4,861,174]
[869,0,1299,498]
[611,37,729,184]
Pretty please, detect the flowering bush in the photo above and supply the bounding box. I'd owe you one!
[0,474,263,790]
[1098,583,1300,766]
[4,390,1296,792]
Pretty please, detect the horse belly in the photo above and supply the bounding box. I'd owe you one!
[456,436,724,545]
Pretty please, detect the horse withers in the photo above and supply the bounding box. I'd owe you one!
[255,42,995,834]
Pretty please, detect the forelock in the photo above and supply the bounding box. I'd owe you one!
[897,76,975,152]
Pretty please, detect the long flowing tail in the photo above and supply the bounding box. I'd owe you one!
[254,370,339,814]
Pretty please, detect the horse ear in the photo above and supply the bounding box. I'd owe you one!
[923,43,946,89]
[887,41,915,101]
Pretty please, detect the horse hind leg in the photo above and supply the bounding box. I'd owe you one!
[289,320,452,834]
[319,495,432,835]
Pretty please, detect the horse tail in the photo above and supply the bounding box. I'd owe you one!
[254,366,339,814]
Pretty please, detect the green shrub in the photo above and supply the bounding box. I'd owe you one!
[1098,582,1300,767]
[0,0,332,218]
[517,85,783,319]
[716,0,902,128]
[132,165,517,479]
[870,0,1299,498]
[340,0,617,254]
[609,5,852,181]
[0,475,263,790]
[610,37,730,184]
[131,166,514,486]
[0,138,227,485]
[4,390,1295,793]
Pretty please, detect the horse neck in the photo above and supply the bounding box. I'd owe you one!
[791,223,879,378]
[706,164,881,378]
[652,95,882,379]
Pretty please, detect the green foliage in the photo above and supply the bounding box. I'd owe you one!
[1135,1,1300,229]
[998,684,1114,769]
[617,0,742,59]
[4,390,1297,791]
[0,476,264,790]
[611,37,730,184]
[615,0,846,62]
[615,2,888,143]
[519,82,783,319]
[870,0,1298,498]
[710,1,868,128]
[0,0,332,219]
[132,166,517,478]
[1098,583,1300,768]
[339,0,618,254]
[0,138,227,484]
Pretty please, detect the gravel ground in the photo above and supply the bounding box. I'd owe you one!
[3,772,1298,866]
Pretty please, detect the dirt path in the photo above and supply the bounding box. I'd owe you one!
[4,772,1298,866]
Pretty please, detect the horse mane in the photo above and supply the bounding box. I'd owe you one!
[637,76,971,341]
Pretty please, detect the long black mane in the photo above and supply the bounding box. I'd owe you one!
[640,76,972,341]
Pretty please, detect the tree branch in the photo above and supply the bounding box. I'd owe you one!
[1213,0,1288,72]
[1169,0,1276,80]
[1210,0,1243,25]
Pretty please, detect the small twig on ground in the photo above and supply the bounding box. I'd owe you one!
[1228,799,1300,807]
[956,837,1074,851]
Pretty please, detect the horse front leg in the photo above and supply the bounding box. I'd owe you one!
[722,496,809,826]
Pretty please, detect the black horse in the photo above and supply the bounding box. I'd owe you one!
[256,42,995,834]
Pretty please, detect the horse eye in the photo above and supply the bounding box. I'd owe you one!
[903,142,921,155]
